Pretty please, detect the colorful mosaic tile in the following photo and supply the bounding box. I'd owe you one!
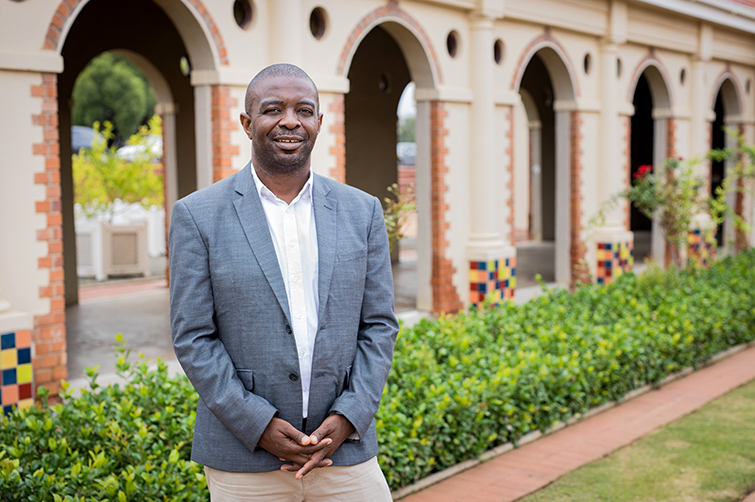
[0,331,33,415]
[688,228,716,268]
[469,257,516,306]
[596,240,634,285]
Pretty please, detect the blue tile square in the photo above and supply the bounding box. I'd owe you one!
[1,333,15,350]
[17,348,31,365]
[511,267,516,276]
[478,284,487,292]
[479,262,487,271]
[2,369,16,386]
[2,405,12,416]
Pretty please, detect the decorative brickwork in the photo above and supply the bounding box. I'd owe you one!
[570,111,589,285]
[688,228,716,268]
[736,124,748,252]
[666,117,676,158]
[511,30,580,97]
[31,73,67,397]
[430,102,462,314]
[506,107,516,246]
[338,3,442,84]
[596,240,633,285]
[329,94,346,183]
[211,86,240,182]
[1,330,34,415]
[623,115,631,229]
[43,0,229,65]
[469,258,515,305]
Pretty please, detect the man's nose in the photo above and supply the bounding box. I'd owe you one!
[279,108,300,129]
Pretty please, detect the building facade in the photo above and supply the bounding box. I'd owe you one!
[1,0,755,405]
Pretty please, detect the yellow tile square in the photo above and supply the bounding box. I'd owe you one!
[1,349,17,369]
[16,364,32,384]
[17,399,34,411]
[469,270,479,283]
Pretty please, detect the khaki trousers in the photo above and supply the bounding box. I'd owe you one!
[204,456,392,502]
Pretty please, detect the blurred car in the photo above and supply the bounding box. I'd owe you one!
[397,142,416,165]
[116,135,163,162]
[71,126,103,153]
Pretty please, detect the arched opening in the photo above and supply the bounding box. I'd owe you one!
[628,62,672,263]
[344,21,436,313]
[514,46,576,286]
[711,77,742,252]
[630,73,653,260]
[57,0,214,379]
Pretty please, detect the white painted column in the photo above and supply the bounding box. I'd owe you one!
[529,121,543,241]
[597,43,624,231]
[194,85,213,190]
[651,116,668,262]
[553,108,572,284]
[467,14,507,257]
[415,100,432,312]
[593,36,633,283]
[466,12,515,303]
[156,102,178,223]
[269,0,303,65]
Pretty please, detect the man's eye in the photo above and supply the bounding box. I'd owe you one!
[264,108,281,114]
[299,109,314,115]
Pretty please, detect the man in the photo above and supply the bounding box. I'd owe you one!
[169,64,398,501]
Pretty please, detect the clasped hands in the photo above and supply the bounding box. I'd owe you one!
[257,414,355,479]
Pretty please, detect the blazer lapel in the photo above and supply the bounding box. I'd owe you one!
[313,174,337,322]
[232,163,292,324]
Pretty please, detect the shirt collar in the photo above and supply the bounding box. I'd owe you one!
[251,164,313,205]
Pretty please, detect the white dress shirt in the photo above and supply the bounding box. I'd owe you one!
[251,166,319,418]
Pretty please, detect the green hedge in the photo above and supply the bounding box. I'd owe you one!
[378,252,755,489]
[1,252,755,499]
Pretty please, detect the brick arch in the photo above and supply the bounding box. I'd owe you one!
[511,30,580,99]
[626,52,673,109]
[42,0,229,66]
[710,68,744,117]
[337,2,443,85]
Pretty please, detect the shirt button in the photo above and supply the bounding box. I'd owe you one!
[296,312,302,319]
[299,350,305,356]
[285,325,292,334]
[288,241,295,248]
[289,373,298,381]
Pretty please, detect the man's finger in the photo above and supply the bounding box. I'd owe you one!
[295,449,330,479]
[280,458,332,472]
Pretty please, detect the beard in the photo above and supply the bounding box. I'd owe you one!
[252,133,315,174]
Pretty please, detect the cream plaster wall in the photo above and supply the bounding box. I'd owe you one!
[444,102,471,304]
[0,70,51,316]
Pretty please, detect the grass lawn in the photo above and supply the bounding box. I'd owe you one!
[520,378,755,502]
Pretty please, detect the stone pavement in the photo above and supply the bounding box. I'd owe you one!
[398,343,755,502]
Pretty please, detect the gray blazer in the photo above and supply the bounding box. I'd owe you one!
[169,163,398,472]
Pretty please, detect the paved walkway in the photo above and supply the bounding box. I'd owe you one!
[399,343,755,502]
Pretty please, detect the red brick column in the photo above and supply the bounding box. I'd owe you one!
[623,116,631,229]
[430,102,462,314]
[570,111,588,285]
[211,85,239,182]
[329,94,346,183]
[506,107,515,247]
[31,73,67,396]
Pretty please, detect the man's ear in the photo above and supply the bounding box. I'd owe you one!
[317,113,323,133]
[240,112,253,139]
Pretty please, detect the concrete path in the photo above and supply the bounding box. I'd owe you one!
[399,343,755,502]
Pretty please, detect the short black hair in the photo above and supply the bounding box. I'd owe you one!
[244,63,319,114]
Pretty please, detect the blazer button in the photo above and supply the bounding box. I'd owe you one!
[289,373,298,382]
[285,325,292,334]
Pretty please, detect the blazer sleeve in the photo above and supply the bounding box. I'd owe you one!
[329,196,399,439]
[169,199,278,451]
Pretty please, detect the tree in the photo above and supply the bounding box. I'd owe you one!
[397,116,416,143]
[73,116,164,221]
[72,52,156,144]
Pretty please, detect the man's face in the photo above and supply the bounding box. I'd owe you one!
[241,75,323,172]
